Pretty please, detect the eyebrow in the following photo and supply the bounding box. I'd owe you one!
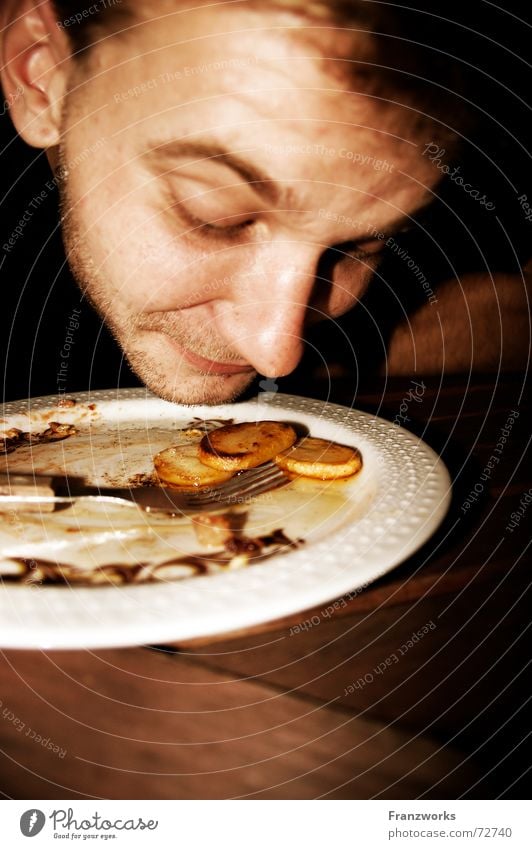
[146,138,427,242]
[146,139,292,205]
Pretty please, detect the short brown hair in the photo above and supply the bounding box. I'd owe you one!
[52,0,473,146]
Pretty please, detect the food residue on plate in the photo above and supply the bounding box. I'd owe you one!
[0,416,365,588]
[2,527,302,586]
[0,422,78,455]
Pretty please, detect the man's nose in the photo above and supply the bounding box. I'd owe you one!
[214,244,323,377]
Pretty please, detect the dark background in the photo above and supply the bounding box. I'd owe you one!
[1,0,531,405]
[0,3,531,802]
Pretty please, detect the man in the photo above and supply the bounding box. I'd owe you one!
[1,0,529,404]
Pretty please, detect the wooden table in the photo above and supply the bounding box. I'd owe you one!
[1,374,530,799]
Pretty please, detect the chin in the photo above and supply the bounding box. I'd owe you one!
[124,348,257,406]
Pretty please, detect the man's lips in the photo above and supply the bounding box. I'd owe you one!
[161,333,254,376]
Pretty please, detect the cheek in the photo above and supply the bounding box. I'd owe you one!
[68,173,199,307]
[66,158,250,312]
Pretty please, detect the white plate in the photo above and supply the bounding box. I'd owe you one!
[0,389,450,649]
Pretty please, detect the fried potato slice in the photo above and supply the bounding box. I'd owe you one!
[199,421,297,471]
[275,436,362,480]
[154,443,234,489]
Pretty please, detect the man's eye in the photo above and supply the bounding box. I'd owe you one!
[338,242,384,262]
[198,218,254,236]
[177,204,255,240]
[351,249,382,262]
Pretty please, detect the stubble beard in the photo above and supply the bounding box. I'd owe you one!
[55,151,256,406]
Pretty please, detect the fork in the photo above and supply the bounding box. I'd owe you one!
[0,463,289,515]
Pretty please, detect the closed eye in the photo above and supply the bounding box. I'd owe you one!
[334,240,385,262]
[176,204,256,241]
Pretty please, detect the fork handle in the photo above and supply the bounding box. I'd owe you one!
[0,473,56,513]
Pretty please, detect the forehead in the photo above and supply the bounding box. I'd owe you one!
[77,3,438,227]
[94,2,411,137]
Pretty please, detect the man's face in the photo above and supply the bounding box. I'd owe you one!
[58,3,436,404]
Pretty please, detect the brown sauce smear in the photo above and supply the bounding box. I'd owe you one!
[3,528,303,587]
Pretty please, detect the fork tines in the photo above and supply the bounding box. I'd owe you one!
[187,461,287,506]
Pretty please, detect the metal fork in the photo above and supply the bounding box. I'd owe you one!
[0,463,289,515]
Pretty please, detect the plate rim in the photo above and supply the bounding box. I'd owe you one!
[0,389,451,649]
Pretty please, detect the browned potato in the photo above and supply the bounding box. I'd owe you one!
[275,436,362,480]
[154,443,234,489]
[198,421,297,471]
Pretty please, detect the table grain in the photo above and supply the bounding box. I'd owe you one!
[1,374,529,799]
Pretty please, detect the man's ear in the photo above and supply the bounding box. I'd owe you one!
[0,0,72,149]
